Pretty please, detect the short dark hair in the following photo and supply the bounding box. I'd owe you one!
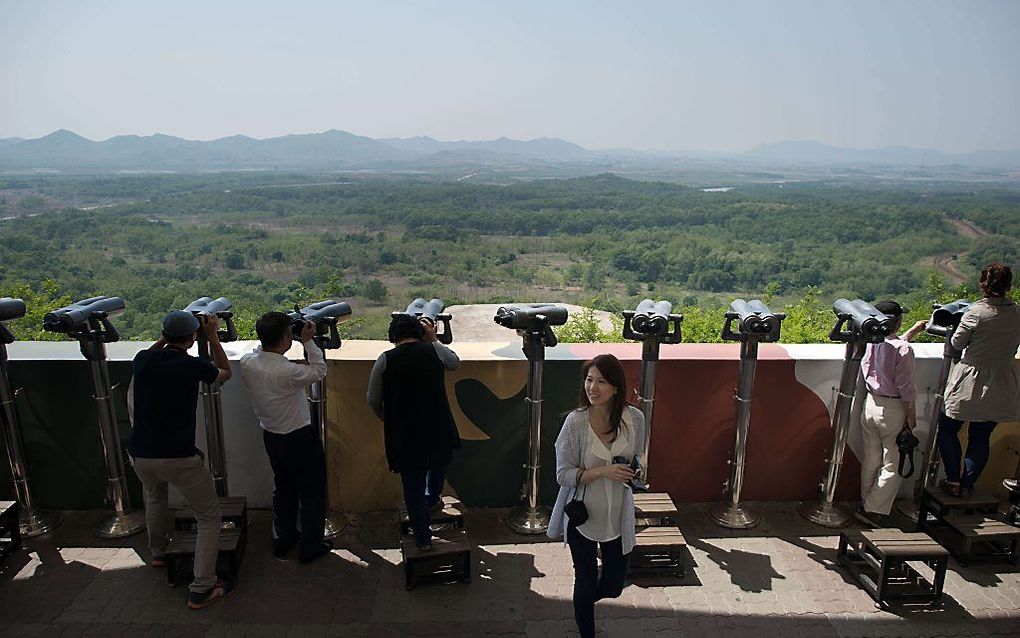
[388,313,424,343]
[256,311,292,348]
[163,330,194,346]
[980,263,1012,297]
[874,300,906,318]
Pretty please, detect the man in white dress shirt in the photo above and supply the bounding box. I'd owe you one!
[239,312,331,564]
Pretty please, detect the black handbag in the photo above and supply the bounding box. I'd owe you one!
[565,419,590,525]
[896,425,920,478]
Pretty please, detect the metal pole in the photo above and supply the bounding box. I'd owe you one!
[507,331,551,534]
[797,340,867,527]
[0,343,60,537]
[197,338,228,497]
[84,335,145,538]
[309,377,345,539]
[896,336,961,520]
[640,353,656,473]
[710,339,762,528]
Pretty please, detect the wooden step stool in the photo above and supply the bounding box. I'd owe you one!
[400,529,471,590]
[0,501,21,561]
[398,495,464,535]
[629,526,686,578]
[163,528,246,587]
[633,492,678,527]
[940,514,1020,566]
[838,529,948,608]
[917,487,999,531]
[174,496,248,534]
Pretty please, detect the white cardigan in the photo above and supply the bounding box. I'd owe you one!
[547,405,645,554]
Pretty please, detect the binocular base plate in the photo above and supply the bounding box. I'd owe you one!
[708,502,761,530]
[95,510,146,539]
[19,509,61,538]
[507,505,551,535]
[797,500,851,528]
[323,513,347,540]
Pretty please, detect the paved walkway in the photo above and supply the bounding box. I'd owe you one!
[1,503,1018,637]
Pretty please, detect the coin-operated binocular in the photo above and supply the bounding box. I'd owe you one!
[711,299,786,529]
[44,296,145,538]
[799,299,894,527]
[287,300,353,352]
[394,298,453,344]
[0,298,61,537]
[183,296,238,497]
[494,304,569,534]
[285,299,353,538]
[621,299,683,485]
[897,299,972,521]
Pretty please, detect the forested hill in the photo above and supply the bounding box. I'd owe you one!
[0,173,1017,340]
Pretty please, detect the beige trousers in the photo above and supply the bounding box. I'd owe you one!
[133,455,221,593]
[860,394,907,515]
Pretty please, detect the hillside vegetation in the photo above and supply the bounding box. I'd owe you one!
[1,173,1017,342]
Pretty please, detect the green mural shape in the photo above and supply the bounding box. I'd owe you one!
[0,360,142,509]
[448,360,584,508]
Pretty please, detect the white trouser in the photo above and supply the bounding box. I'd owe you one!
[860,393,906,515]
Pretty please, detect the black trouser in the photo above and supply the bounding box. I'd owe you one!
[566,521,630,638]
[262,424,326,558]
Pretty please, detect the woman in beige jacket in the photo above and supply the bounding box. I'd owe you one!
[938,263,1020,497]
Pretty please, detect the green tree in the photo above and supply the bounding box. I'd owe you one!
[0,279,73,341]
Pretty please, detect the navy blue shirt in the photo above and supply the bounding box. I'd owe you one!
[130,347,219,458]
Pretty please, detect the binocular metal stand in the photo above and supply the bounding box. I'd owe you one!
[896,330,963,521]
[711,338,763,529]
[621,309,682,483]
[197,336,230,498]
[710,301,784,529]
[80,328,145,538]
[798,336,870,527]
[309,373,345,539]
[0,340,60,537]
[507,327,555,534]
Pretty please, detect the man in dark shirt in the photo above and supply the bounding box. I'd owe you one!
[366,314,460,550]
[130,310,233,609]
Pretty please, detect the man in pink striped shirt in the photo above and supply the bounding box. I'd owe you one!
[856,301,926,527]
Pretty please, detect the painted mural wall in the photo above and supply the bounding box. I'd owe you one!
[2,340,1017,513]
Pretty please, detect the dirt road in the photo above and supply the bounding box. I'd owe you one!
[930,215,991,285]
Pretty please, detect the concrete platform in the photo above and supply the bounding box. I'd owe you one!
[1,502,1019,637]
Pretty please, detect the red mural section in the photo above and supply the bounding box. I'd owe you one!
[565,343,861,503]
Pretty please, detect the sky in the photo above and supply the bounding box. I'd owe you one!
[1,0,1018,152]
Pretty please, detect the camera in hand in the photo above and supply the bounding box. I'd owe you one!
[612,455,648,492]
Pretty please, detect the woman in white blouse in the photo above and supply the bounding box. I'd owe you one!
[548,354,645,638]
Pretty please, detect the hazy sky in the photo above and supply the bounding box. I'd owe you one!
[1,0,1017,152]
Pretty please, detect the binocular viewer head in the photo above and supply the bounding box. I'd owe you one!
[0,297,27,322]
[43,296,126,338]
[722,299,785,342]
[287,299,353,350]
[0,297,27,345]
[494,304,568,350]
[395,298,453,344]
[493,304,568,330]
[184,296,238,343]
[622,299,683,344]
[831,298,894,343]
[926,299,971,339]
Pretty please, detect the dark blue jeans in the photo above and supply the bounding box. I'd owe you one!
[399,464,446,546]
[566,522,630,638]
[263,424,327,559]
[937,413,997,490]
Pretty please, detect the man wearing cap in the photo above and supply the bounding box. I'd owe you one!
[130,310,234,609]
[856,301,926,527]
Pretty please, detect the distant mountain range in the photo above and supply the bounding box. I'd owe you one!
[0,129,1016,172]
